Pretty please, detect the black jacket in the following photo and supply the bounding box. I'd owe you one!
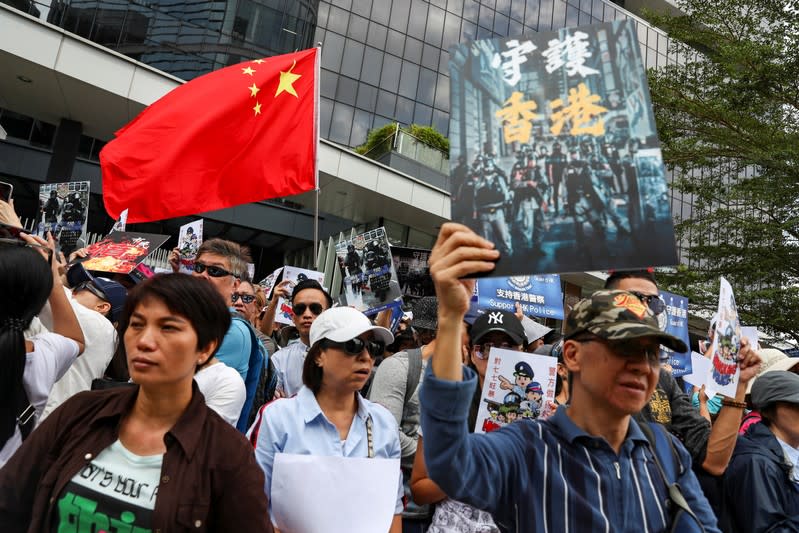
[723,422,799,533]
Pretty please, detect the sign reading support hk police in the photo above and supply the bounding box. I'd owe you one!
[449,20,678,277]
[476,275,564,320]
[659,290,691,377]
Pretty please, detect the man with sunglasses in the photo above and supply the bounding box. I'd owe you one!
[606,269,761,516]
[419,223,720,533]
[191,238,253,382]
[271,279,333,397]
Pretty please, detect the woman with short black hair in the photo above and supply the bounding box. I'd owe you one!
[0,274,272,532]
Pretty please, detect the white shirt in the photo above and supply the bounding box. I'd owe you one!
[195,362,246,426]
[40,288,117,419]
[271,340,309,397]
[0,332,80,467]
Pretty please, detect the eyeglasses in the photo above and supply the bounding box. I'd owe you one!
[577,336,665,366]
[292,302,324,316]
[322,337,385,358]
[472,342,515,360]
[194,262,235,278]
[73,280,108,302]
[628,290,666,316]
[231,293,256,304]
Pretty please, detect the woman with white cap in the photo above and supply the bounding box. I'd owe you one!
[251,306,402,532]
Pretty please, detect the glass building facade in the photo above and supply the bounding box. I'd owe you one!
[6,0,318,80]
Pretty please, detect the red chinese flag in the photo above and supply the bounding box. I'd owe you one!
[100,48,318,223]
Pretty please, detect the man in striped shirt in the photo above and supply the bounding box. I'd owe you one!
[420,223,721,533]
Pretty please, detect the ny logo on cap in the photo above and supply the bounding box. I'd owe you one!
[487,312,503,325]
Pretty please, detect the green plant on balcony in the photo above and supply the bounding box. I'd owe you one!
[355,123,449,158]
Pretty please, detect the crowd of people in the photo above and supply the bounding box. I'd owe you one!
[1,194,798,532]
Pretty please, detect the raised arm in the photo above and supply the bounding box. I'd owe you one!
[259,280,291,337]
[22,232,85,354]
[701,338,760,475]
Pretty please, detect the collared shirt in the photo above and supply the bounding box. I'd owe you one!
[270,340,309,397]
[777,436,799,482]
[253,386,403,514]
[419,365,721,533]
[0,383,272,533]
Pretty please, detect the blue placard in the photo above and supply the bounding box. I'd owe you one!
[476,275,564,320]
[660,290,691,377]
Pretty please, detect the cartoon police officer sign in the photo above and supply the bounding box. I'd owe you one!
[474,347,558,434]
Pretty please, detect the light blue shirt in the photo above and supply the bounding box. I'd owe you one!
[253,386,403,514]
[270,340,309,397]
[215,310,251,381]
[777,436,799,482]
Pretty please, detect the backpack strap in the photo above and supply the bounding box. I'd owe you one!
[404,347,424,408]
[640,422,706,533]
[232,315,265,433]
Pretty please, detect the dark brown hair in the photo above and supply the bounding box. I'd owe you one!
[302,343,324,393]
[114,274,231,372]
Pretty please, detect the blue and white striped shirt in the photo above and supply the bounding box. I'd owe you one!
[419,365,721,533]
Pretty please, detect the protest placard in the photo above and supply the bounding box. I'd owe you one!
[37,181,91,255]
[449,20,678,276]
[707,277,742,397]
[259,267,283,299]
[682,352,716,400]
[177,220,202,273]
[111,209,128,233]
[391,246,434,302]
[80,231,169,274]
[476,274,563,320]
[474,347,558,434]
[335,227,402,315]
[659,290,691,377]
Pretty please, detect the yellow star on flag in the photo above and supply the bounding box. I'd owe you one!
[242,66,256,76]
[253,59,265,64]
[275,60,301,98]
[249,84,260,97]
[253,102,262,116]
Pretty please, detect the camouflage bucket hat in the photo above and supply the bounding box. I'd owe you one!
[564,290,687,353]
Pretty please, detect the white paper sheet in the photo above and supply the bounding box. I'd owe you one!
[683,352,716,400]
[271,453,400,533]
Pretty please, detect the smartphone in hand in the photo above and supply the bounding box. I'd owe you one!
[0,181,12,202]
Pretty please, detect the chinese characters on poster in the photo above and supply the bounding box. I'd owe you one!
[449,20,678,276]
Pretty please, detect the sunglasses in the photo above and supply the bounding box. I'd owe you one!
[472,341,515,360]
[322,337,385,358]
[194,262,235,278]
[232,293,256,304]
[292,302,324,316]
[628,290,666,316]
[577,336,665,366]
[73,280,108,302]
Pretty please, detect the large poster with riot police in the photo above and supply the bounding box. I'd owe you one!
[336,227,402,315]
[37,181,90,255]
[449,20,678,276]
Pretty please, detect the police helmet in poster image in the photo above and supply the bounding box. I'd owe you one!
[335,227,402,314]
[449,20,678,277]
[37,181,91,255]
